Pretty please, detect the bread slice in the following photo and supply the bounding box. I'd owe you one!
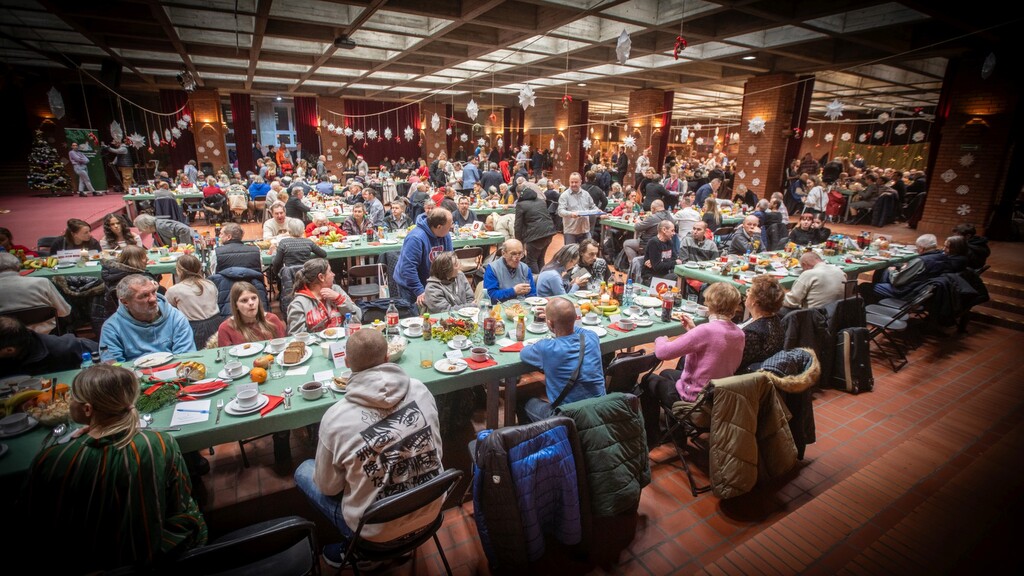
[283,342,306,364]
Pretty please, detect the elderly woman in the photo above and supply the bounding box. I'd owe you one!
[739,275,786,372]
[304,213,342,239]
[423,251,476,314]
[286,258,361,334]
[640,282,745,447]
[340,203,371,236]
[536,244,588,297]
[498,182,517,205]
[274,218,327,276]
[20,365,206,572]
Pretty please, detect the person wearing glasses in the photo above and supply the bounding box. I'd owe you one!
[482,239,536,302]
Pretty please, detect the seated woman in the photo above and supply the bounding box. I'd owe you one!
[497,183,517,205]
[19,365,207,572]
[738,275,786,373]
[217,282,286,346]
[201,176,220,198]
[273,218,327,276]
[789,213,831,245]
[423,251,475,314]
[286,258,361,334]
[536,244,587,297]
[166,255,221,346]
[97,245,159,324]
[0,226,38,257]
[304,213,343,239]
[702,197,721,234]
[100,213,143,251]
[340,203,371,236]
[610,198,635,217]
[639,282,745,447]
[49,217,102,253]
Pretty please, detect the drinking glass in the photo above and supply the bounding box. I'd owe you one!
[419,349,433,370]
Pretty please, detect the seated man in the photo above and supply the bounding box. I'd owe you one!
[362,187,385,228]
[286,186,312,224]
[294,329,443,568]
[641,220,680,286]
[864,233,964,301]
[782,251,846,311]
[209,223,262,274]
[263,201,303,239]
[100,275,195,363]
[953,222,990,269]
[624,199,672,263]
[571,238,610,285]
[483,239,536,302]
[519,297,605,422]
[0,253,72,334]
[728,215,762,255]
[0,316,97,377]
[452,195,478,227]
[384,198,412,231]
[679,221,719,263]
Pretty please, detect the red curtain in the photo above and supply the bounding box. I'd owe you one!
[342,100,421,166]
[230,93,254,175]
[656,91,673,171]
[293,96,321,160]
[159,89,196,173]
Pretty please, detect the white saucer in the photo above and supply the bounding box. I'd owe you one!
[0,416,39,439]
[583,326,608,337]
[229,342,264,357]
[581,317,602,326]
[634,296,662,308]
[217,368,249,380]
[457,307,480,318]
[403,328,425,338]
[447,340,473,350]
[134,352,174,368]
[327,381,348,394]
[225,394,270,415]
[684,262,699,268]
[634,318,654,327]
[399,318,424,328]
[575,290,595,299]
[524,297,548,306]
[526,324,548,334]
[434,359,468,374]
[379,238,399,244]
[276,347,313,367]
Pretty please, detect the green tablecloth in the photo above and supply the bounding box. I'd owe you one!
[601,214,744,234]
[122,193,204,202]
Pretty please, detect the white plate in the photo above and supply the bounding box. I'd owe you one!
[0,416,39,439]
[575,290,595,299]
[224,394,270,416]
[319,328,344,339]
[634,318,654,327]
[581,317,602,326]
[276,346,313,367]
[770,270,788,277]
[583,326,608,337]
[526,323,548,334]
[327,381,348,394]
[229,342,265,357]
[180,379,230,397]
[634,296,662,308]
[457,307,480,318]
[217,367,249,381]
[0,374,30,395]
[485,231,505,237]
[133,352,174,368]
[434,359,468,374]
[524,297,548,306]
[684,262,700,268]
[850,259,870,265]
[403,328,425,338]
[399,318,424,328]
[447,340,473,350]
[379,239,399,244]
[56,263,76,269]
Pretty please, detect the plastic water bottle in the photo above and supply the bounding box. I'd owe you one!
[623,278,634,308]
[80,352,93,370]
[343,313,353,338]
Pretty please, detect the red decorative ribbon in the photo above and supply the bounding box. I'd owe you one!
[561,94,573,106]
[674,36,688,59]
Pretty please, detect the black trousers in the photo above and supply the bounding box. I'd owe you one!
[525,235,553,274]
[640,369,683,445]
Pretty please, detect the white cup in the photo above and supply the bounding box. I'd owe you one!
[267,338,287,353]
[236,389,259,408]
[300,381,324,400]
[0,412,29,433]
[585,312,600,324]
[470,347,489,362]
[406,325,423,337]
[451,335,468,348]
[224,360,244,377]
[294,332,312,344]
[320,342,332,358]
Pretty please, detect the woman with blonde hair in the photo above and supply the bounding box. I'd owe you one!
[702,196,722,232]
[166,254,221,346]
[218,281,286,346]
[20,365,207,572]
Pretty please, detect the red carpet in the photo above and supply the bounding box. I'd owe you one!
[0,191,126,248]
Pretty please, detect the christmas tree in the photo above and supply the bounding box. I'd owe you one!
[27,130,69,193]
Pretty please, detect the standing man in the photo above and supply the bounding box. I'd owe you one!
[614,146,628,185]
[394,209,454,308]
[673,191,702,236]
[103,140,134,191]
[634,148,650,185]
[69,142,98,196]
[183,160,199,185]
[558,172,597,245]
[461,157,480,194]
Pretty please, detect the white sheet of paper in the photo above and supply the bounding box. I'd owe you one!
[609,314,622,324]
[445,350,464,361]
[286,366,309,377]
[496,338,515,347]
[170,400,211,427]
[331,342,347,369]
[153,368,179,381]
[313,370,334,382]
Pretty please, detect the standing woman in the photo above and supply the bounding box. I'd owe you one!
[100,213,143,251]
[536,244,587,297]
[286,258,361,334]
[217,282,286,346]
[166,254,222,347]
[49,218,102,253]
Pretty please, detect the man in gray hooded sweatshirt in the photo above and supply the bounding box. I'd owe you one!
[294,329,444,568]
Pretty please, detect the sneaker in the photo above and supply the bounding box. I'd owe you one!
[322,543,346,568]
[78,192,88,197]
[93,191,105,196]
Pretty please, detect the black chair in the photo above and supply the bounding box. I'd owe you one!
[154,197,188,224]
[36,236,60,257]
[189,315,223,350]
[663,386,714,497]
[168,515,319,575]
[605,351,660,394]
[338,469,464,576]
[866,285,935,372]
[1,305,63,335]
[713,225,734,249]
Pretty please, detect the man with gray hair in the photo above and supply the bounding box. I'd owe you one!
[866,233,960,301]
[558,172,597,245]
[133,213,195,248]
[783,251,846,311]
[286,185,312,224]
[210,222,262,274]
[99,274,195,362]
[0,252,71,334]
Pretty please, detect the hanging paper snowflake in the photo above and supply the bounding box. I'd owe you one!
[615,29,631,65]
[747,145,757,155]
[460,133,469,143]
[873,130,884,140]
[404,126,415,141]
[446,127,453,136]
[894,123,907,136]
[956,185,970,196]
[941,169,957,183]
[521,144,530,154]
[747,117,766,134]
[110,121,124,142]
[164,128,172,142]
[680,127,690,141]
[478,138,487,147]
[841,132,851,142]
[693,123,702,131]
[959,153,975,167]
[877,112,890,124]
[695,137,704,145]
[466,99,479,121]
[320,119,328,128]
[622,136,637,151]
[327,123,336,131]
[434,143,440,149]
[738,170,746,180]
[549,138,555,150]
[957,204,971,216]
[128,133,145,149]
[751,178,761,187]
[171,127,182,139]
[497,137,503,148]
[151,130,161,146]
[912,131,925,143]
[824,133,835,142]
[805,128,815,138]
[825,99,844,121]
[336,127,345,136]
[212,149,220,156]
[753,159,761,167]
[176,118,189,131]
[519,85,536,110]
[858,133,868,143]
[730,132,740,143]
[582,138,592,151]
[383,127,392,140]
[344,127,353,137]
[366,129,377,140]
[353,130,364,141]
[181,114,191,124]
[430,113,440,132]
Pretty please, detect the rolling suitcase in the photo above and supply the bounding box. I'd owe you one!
[833,327,873,393]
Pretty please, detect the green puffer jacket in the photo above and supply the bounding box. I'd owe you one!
[557,392,650,516]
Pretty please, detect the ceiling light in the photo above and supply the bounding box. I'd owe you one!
[577,83,587,87]
[276,95,282,101]
[742,55,756,61]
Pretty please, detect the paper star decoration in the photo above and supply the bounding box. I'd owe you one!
[912,131,925,143]
[738,170,746,180]
[695,137,704,145]
[941,169,957,183]
[327,123,336,132]
[164,129,172,142]
[894,123,907,136]
[825,99,844,121]
[956,185,970,196]
[521,144,530,154]
[446,128,453,136]
[680,127,690,141]
[693,123,702,131]
[366,129,377,140]
[960,154,975,167]
[957,204,971,216]
[344,127,353,137]
[582,138,592,150]
[497,138,503,148]
[824,133,835,142]
[460,133,469,142]
[753,159,761,167]
[383,127,392,140]
[519,85,536,110]
[873,130,884,140]
[622,136,637,151]
[353,130,364,141]
[747,117,766,134]
[176,118,189,131]
[181,114,191,124]
[128,133,145,149]
[171,127,182,139]
[751,178,761,187]
[404,126,415,141]
[748,145,757,155]
[197,146,205,154]
[549,138,555,150]
[478,138,486,147]
[841,132,851,142]
[805,128,815,138]
[430,113,440,132]
[110,121,124,142]
[877,112,890,124]
[616,29,632,65]
[466,99,479,121]
[858,133,867,143]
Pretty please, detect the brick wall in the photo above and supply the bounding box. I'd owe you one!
[734,74,798,200]
[625,88,665,185]
[317,96,352,175]
[420,102,448,161]
[188,88,229,173]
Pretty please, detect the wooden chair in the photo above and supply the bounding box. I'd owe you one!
[345,264,381,302]
[0,305,64,335]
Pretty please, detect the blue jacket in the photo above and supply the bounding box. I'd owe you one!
[461,163,480,190]
[248,181,271,201]
[482,263,536,302]
[393,213,453,295]
[99,294,195,363]
[209,266,270,317]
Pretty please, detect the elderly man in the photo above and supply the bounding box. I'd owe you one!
[305,213,342,239]
[0,253,72,334]
[695,177,722,207]
[384,198,412,231]
[362,187,385,228]
[210,223,262,274]
[263,201,303,239]
[0,316,97,377]
[316,154,328,180]
[519,297,605,422]
[100,275,195,363]
[483,239,536,302]
[286,186,312,224]
[865,234,964,300]
[728,215,762,255]
[452,195,477,227]
[485,211,515,240]
[642,220,680,285]
[624,199,673,263]
[394,209,454,308]
[293,329,442,567]
[344,181,364,205]
[783,251,846,311]
[315,174,335,196]
[679,221,719,263]
[558,172,598,245]
[133,213,194,248]
[439,186,459,214]
[479,162,503,193]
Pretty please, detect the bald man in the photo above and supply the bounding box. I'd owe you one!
[294,328,443,565]
[518,297,605,423]
[782,251,846,311]
[483,238,536,302]
[728,215,762,255]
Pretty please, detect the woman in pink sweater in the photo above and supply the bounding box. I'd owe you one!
[641,282,745,447]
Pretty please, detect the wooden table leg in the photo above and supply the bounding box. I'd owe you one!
[485,380,500,430]
[502,376,517,427]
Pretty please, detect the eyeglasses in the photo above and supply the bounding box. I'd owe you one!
[506,251,524,257]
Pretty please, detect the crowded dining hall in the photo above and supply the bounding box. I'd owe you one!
[1,1,1021,573]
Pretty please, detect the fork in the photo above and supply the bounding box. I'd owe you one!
[214,399,224,425]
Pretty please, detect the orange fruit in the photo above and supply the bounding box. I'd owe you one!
[249,367,268,384]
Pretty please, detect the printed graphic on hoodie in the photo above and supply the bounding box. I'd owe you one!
[355,401,441,497]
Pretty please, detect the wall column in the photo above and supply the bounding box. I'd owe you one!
[734,74,799,201]
[187,88,228,174]
[625,88,666,185]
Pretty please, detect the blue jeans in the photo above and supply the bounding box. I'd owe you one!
[294,459,355,539]
[519,397,556,423]
[395,285,420,314]
[563,231,590,245]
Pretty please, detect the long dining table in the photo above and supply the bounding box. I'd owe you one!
[122,192,204,219]
[0,291,684,481]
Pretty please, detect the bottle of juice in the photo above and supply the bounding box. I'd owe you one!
[516,314,526,342]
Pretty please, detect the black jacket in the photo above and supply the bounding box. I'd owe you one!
[0,332,98,377]
[214,240,262,274]
[285,196,311,223]
[514,189,556,244]
[209,267,269,317]
[479,170,504,193]
[585,184,607,211]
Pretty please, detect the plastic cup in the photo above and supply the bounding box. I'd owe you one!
[419,349,433,369]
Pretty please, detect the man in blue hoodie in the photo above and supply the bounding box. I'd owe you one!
[100,275,196,363]
[394,208,454,308]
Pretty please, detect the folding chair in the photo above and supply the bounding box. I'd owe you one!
[454,247,483,286]
[713,225,734,249]
[866,285,935,372]
[168,515,320,575]
[345,264,382,302]
[663,386,714,497]
[0,305,63,335]
[605,351,660,394]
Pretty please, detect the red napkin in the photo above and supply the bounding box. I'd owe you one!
[465,357,497,370]
[144,382,167,395]
[499,342,524,353]
[607,323,629,332]
[180,380,228,395]
[140,362,180,376]
[260,395,284,417]
[19,269,35,276]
